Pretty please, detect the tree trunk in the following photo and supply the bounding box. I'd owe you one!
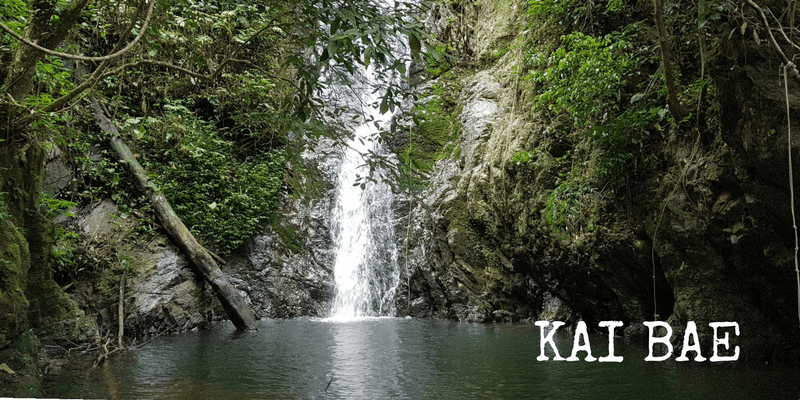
[3,0,89,131]
[654,0,688,121]
[118,272,126,347]
[92,100,258,331]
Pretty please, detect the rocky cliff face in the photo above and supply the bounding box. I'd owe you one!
[393,0,800,361]
[53,134,341,337]
[224,137,341,319]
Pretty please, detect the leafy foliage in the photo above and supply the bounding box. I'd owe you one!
[0,0,27,44]
[129,106,286,256]
[526,0,623,28]
[543,169,599,244]
[294,0,428,118]
[530,31,635,125]
[528,29,655,180]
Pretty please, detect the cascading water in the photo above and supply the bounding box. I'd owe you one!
[320,0,412,320]
[326,67,403,321]
[328,94,400,319]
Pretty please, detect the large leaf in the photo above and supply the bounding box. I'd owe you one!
[330,18,340,35]
[409,33,421,62]
[379,94,389,114]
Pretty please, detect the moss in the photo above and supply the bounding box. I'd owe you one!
[3,329,43,397]
[1,142,92,354]
[477,46,510,67]
[0,214,31,348]
[0,146,34,348]
[542,168,601,245]
[36,307,95,342]
[269,220,303,254]
[423,43,455,79]
[400,69,466,177]
[26,278,78,328]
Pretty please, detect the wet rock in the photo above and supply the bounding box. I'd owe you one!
[126,242,218,335]
[458,71,499,171]
[77,199,120,238]
[43,145,73,196]
[492,309,512,323]
[623,322,647,339]
[226,135,339,319]
[61,198,221,336]
[394,1,608,327]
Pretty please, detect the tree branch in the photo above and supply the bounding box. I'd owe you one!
[0,0,155,63]
[6,4,300,130]
[9,0,150,128]
[768,8,800,53]
[208,15,293,81]
[105,59,213,81]
[744,0,800,84]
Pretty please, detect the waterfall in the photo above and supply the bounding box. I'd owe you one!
[320,0,409,320]
[328,98,400,320]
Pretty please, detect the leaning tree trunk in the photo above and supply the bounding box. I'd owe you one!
[91,100,258,331]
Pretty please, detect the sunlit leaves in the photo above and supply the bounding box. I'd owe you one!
[0,0,28,43]
[409,33,422,61]
[529,29,654,181]
[531,32,634,126]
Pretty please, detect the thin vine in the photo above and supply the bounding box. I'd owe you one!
[784,63,800,328]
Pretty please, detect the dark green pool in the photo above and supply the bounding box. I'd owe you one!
[44,318,799,399]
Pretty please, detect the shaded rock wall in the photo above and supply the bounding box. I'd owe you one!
[396,0,590,324]
[393,0,800,361]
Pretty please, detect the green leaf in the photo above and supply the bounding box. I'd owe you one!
[409,34,421,62]
[330,18,340,35]
[425,42,441,62]
[379,94,389,114]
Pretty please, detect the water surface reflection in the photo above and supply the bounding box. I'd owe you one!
[43,318,800,399]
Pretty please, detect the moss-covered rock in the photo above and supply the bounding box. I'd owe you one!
[0,212,31,348]
[0,329,43,397]
[397,0,800,361]
[0,144,38,349]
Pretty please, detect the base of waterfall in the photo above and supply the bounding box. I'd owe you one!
[321,315,399,323]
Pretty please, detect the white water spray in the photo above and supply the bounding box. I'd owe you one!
[327,74,401,320]
[329,111,400,319]
[322,0,410,320]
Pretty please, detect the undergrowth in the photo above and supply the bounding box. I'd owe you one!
[125,103,287,257]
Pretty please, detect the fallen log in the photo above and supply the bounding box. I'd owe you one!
[91,99,258,331]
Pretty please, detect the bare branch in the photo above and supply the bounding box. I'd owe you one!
[767,8,800,53]
[744,0,800,83]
